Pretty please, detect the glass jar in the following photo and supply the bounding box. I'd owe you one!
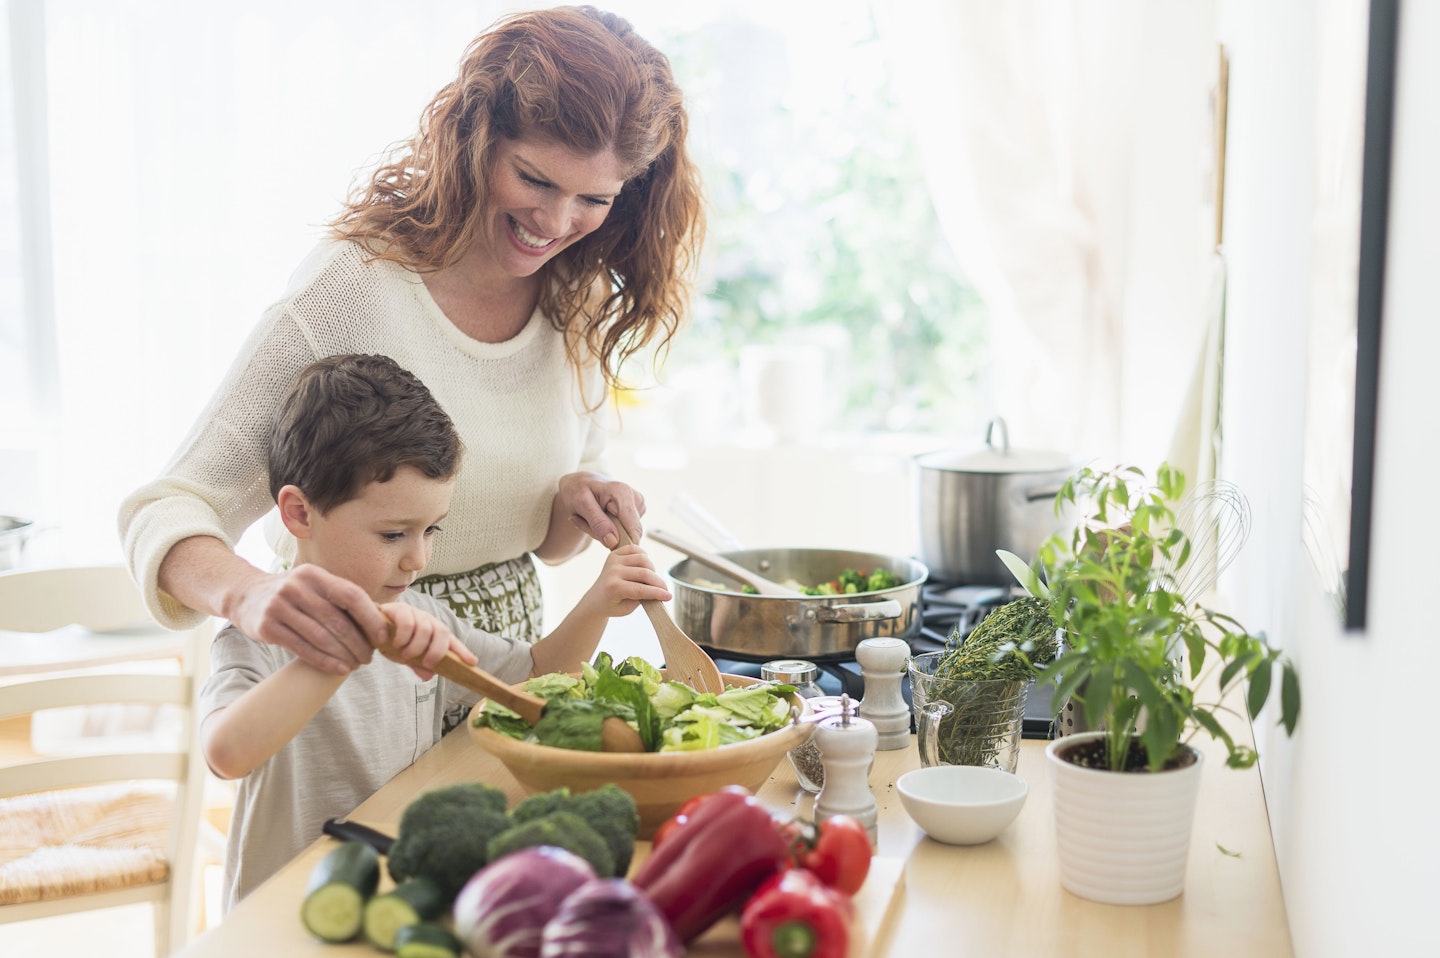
[761,659,842,794]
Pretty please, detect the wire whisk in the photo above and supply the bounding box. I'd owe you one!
[1162,479,1252,601]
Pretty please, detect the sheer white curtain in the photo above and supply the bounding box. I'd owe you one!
[21,0,505,561]
[876,0,1220,472]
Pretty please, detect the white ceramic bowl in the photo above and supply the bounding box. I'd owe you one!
[896,765,1029,845]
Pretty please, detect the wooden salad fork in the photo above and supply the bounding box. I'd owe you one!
[612,523,727,695]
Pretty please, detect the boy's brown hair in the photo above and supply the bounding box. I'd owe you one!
[267,354,463,513]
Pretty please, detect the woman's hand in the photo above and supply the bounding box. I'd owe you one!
[224,563,390,675]
[537,471,648,560]
[378,602,479,681]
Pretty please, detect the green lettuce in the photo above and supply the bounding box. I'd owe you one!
[472,653,796,754]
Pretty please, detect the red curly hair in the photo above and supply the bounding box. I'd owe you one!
[331,5,705,393]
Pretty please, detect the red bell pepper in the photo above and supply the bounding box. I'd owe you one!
[632,786,791,943]
[740,867,856,958]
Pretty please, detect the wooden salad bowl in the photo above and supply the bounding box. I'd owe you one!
[468,672,813,837]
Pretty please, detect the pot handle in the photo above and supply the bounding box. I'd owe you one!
[813,599,903,624]
[984,417,1010,454]
[1023,483,1065,503]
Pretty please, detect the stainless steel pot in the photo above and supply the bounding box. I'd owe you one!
[915,419,1077,585]
[668,547,927,660]
[0,516,36,571]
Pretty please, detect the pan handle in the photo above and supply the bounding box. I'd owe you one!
[813,599,903,624]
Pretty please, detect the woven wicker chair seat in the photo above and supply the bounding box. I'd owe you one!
[0,782,173,905]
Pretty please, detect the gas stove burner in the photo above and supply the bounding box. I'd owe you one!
[924,583,1011,607]
[917,581,1017,649]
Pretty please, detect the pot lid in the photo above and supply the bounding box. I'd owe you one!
[916,418,1075,475]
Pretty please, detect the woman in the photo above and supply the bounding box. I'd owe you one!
[119,5,704,675]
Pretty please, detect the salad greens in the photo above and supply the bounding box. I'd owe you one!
[472,653,796,753]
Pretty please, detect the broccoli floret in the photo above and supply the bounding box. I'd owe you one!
[486,811,615,877]
[509,787,574,825]
[867,568,901,591]
[507,784,639,876]
[386,783,512,901]
[566,784,640,876]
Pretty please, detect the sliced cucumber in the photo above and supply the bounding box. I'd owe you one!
[394,922,464,958]
[301,840,380,943]
[362,876,447,951]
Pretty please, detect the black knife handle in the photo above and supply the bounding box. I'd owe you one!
[323,817,395,856]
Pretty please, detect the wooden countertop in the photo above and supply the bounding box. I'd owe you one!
[178,717,1292,958]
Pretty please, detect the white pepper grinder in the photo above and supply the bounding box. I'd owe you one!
[813,693,879,847]
[855,637,912,750]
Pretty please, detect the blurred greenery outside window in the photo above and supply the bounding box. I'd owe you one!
[619,3,989,441]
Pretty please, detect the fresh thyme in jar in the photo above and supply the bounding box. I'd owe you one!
[912,596,1060,769]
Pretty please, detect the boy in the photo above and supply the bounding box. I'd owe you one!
[199,353,668,911]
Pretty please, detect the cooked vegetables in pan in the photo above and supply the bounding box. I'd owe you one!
[693,567,903,596]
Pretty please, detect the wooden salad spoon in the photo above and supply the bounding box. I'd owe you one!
[647,528,805,597]
[375,620,644,753]
[612,523,727,695]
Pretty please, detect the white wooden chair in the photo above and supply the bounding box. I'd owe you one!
[0,564,212,957]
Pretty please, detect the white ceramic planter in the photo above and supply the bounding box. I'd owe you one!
[1046,731,1204,905]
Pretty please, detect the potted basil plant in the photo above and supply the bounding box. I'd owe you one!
[998,462,1301,905]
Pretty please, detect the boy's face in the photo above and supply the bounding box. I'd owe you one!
[291,466,455,603]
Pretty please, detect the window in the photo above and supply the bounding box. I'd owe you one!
[0,2,37,441]
[621,1,990,440]
[0,0,989,563]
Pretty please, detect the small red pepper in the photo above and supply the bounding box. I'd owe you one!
[632,786,791,943]
[740,867,856,958]
[784,814,873,895]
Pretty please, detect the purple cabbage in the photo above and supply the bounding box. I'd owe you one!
[453,846,597,958]
[540,879,682,958]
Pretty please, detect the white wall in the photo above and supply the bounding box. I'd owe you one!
[577,6,1440,956]
[1221,2,1438,955]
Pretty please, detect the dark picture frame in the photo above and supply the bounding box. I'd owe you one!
[1347,0,1399,631]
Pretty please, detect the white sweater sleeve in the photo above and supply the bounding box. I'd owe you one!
[118,307,323,628]
[119,239,617,629]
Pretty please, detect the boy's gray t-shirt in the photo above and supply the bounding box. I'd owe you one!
[200,588,534,913]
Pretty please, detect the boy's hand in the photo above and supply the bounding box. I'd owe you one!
[377,602,478,681]
[586,544,672,617]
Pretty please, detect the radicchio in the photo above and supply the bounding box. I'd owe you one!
[453,846,596,958]
[539,879,682,958]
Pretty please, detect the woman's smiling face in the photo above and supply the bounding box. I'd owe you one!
[479,136,626,277]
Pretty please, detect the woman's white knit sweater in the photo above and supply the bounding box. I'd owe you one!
[119,239,607,629]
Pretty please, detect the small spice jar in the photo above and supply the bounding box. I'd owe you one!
[761,659,839,794]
